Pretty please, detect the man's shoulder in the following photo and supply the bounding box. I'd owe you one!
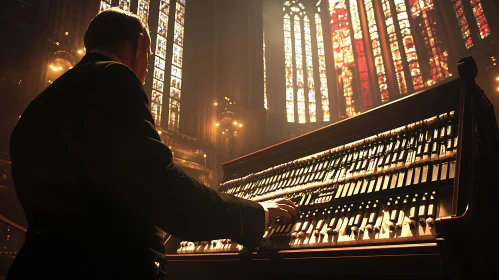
[93,60,133,73]
[76,60,148,105]
[27,61,140,111]
[81,60,139,83]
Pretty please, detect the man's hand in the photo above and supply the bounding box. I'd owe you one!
[260,198,298,223]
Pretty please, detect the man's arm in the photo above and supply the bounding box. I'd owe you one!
[78,63,264,247]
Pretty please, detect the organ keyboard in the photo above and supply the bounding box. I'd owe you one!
[166,57,499,279]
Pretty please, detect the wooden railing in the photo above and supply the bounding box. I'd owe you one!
[0,215,26,258]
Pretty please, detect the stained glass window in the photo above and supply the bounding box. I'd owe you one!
[138,0,150,23]
[411,0,450,86]
[349,0,372,109]
[168,0,186,132]
[282,1,324,123]
[284,14,295,123]
[381,0,407,95]
[394,0,423,90]
[364,0,389,103]
[314,13,330,121]
[151,0,170,126]
[329,0,356,117]
[304,16,316,123]
[263,32,268,110]
[470,0,490,39]
[99,0,112,11]
[294,15,306,124]
[450,0,473,49]
[118,0,131,11]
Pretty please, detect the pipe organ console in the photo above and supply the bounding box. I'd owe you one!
[166,57,499,279]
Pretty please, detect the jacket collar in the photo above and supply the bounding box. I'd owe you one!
[88,50,123,63]
[78,52,116,64]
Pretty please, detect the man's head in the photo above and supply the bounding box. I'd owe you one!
[84,8,152,84]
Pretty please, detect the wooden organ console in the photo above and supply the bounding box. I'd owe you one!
[166,57,499,279]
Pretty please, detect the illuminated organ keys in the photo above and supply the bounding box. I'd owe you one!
[453,132,459,152]
[274,220,286,235]
[426,192,436,227]
[318,209,332,237]
[438,122,447,158]
[383,147,392,170]
[415,128,425,161]
[334,183,344,198]
[373,176,383,194]
[397,141,406,168]
[408,195,418,229]
[421,165,429,183]
[351,204,365,234]
[413,166,421,184]
[418,194,428,225]
[431,127,439,160]
[359,149,369,176]
[391,136,401,169]
[290,165,301,186]
[347,150,358,178]
[376,141,386,171]
[262,221,274,240]
[304,211,321,246]
[305,211,319,238]
[390,172,398,189]
[298,213,310,239]
[283,219,294,235]
[449,161,456,179]
[431,164,440,182]
[439,141,447,158]
[382,173,391,190]
[365,201,379,232]
[346,212,356,238]
[446,138,453,157]
[339,206,352,236]
[423,129,431,161]
[312,161,322,182]
[405,134,416,167]
[366,157,377,175]
[373,208,384,233]
[360,178,369,194]
[358,202,370,234]
[323,208,340,237]
[313,211,327,237]
[350,180,362,196]
[291,214,304,239]
[396,168,405,188]
[353,155,362,178]
[367,177,376,193]
[396,198,408,230]
[267,219,280,238]
[269,221,284,237]
[341,182,351,197]
[334,207,347,235]
[308,211,327,246]
[331,167,341,183]
[387,198,398,232]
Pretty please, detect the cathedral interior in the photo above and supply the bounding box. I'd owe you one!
[1,0,499,278]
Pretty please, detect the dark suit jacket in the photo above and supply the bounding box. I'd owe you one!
[7,53,265,280]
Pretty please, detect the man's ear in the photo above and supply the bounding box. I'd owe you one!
[136,33,145,58]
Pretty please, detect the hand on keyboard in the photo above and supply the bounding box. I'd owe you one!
[261,198,298,223]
